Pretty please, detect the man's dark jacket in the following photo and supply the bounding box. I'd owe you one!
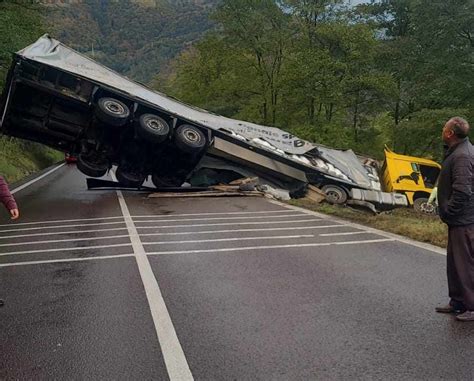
[438,138,474,226]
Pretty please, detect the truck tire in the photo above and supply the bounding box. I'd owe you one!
[152,173,182,188]
[95,97,130,127]
[413,197,436,215]
[137,114,169,143]
[174,124,206,154]
[321,185,348,204]
[115,166,145,188]
[77,154,108,178]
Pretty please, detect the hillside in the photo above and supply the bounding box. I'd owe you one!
[42,0,219,83]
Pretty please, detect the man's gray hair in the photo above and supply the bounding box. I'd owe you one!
[449,117,470,138]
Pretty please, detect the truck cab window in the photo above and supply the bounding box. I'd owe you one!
[419,165,440,189]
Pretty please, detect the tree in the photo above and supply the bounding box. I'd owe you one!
[213,0,289,125]
[0,1,45,88]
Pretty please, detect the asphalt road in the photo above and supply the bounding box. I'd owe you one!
[0,164,473,380]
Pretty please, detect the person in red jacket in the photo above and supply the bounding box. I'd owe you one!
[0,175,19,220]
[0,175,18,306]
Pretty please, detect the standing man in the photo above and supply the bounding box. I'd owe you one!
[0,175,19,307]
[436,117,474,321]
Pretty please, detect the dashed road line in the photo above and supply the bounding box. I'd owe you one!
[0,221,126,234]
[147,238,395,256]
[142,234,314,246]
[0,254,134,268]
[0,243,132,257]
[134,213,301,223]
[113,173,193,381]
[0,234,130,247]
[0,227,129,240]
[139,225,345,237]
[0,215,124,228]
[137,219,321,230]
[131,210,302,218]
[273,200,446,255]
[320,231,369,237]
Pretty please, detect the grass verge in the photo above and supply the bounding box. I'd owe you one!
[289,199,447,249]
[0,136,63,183]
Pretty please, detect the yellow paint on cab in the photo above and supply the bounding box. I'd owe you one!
[381,147,441,206]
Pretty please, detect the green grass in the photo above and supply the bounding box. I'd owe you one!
[0,136,63,183]
[289,199,448,248]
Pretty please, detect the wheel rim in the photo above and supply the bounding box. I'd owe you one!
[183,127,202,144]
[324,187,345,203]
[104,100,125,116]
[146,117,165,132]
[420,201,436,214]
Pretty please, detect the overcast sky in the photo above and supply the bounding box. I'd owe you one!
[348,0,368,5]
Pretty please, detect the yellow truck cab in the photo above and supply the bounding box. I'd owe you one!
[381,147,441,213]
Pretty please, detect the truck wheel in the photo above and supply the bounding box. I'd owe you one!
[137,114,169,143]
[413,197,436,214]
[95,97,130,127]
[152,173,182,188]
[77,154,108,178]
[174,125,206,154]
[115,166,145,188]
[321,185,348,204]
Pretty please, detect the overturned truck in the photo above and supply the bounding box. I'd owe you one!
[0,35,406,210]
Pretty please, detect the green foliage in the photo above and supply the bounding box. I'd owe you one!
[46,0,219,83]
[0,1,62,182]
[394,108,473,162]
[0,1,45,88]
[158,0,473,161]
[0,136,63,183]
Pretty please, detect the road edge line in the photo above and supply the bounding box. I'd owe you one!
[112,175,193,381]
[11,163,66,194]
[269,200,446,256]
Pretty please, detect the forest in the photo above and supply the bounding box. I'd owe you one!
[157,0,474,161]
[45,0,219,82]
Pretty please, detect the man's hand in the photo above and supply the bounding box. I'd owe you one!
[10,208,19,220]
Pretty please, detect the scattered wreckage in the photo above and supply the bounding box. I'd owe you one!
[0,35,408,211]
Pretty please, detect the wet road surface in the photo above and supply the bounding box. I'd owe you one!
[0,164,473,380]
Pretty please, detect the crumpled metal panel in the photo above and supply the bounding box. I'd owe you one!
[351,188,408,207]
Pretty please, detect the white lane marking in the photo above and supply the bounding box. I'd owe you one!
[0,216,124,228]
[146,238,395,255]
[131,210,299,218]
[139,225,345,237]
[143,234,314,246]
[0,221,126,234]
[320,231,369,237]
[135,214,301,223]
[0,243,132,257]
[113,174,193,381]
[137,219,321,230]
[0,227,128,240]
[11,163,66,194]
[272,201,447,255]
[0,235,131,247]
[0,254,134,268]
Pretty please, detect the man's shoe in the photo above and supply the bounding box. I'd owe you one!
[435,304,465,314]
[456,311,474,321]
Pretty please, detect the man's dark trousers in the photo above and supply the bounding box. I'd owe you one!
[447,224,474,310]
